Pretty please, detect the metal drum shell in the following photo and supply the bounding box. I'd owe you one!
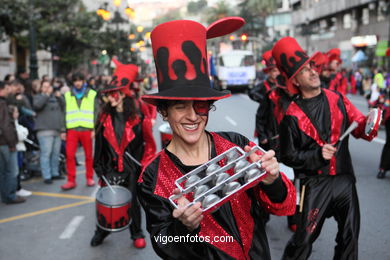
[96,186,132,232]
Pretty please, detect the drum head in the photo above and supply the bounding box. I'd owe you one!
[96,186,132,206]
[365,108,381,136]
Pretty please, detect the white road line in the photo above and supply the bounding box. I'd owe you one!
[59,216,85,239]
[373,137,386,145]
[225,116,237,126]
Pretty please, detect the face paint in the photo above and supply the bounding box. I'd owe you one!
[107,91,120,101]
[193,101,210,116]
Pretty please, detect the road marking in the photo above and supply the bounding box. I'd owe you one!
[373,137,386,145]
[0,200,93,224]
[225,116,237,126]
[59,216,85,239]
[32,191,94,200]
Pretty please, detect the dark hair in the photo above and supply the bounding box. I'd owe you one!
[95,96,138,132]
[4,74,14,82]
[72,72,85,82]
[0,81,5,90]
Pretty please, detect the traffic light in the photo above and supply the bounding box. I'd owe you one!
[240,34,248,41]
[229,35,235,41]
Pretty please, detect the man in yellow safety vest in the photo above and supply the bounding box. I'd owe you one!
[61,72,98,190]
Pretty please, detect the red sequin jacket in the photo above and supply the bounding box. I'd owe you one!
[138,132,295,260]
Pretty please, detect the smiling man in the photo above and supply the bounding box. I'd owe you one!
[272,37,380,260]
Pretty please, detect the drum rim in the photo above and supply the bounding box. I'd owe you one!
[96,185,132,207]
[96,221,130,232]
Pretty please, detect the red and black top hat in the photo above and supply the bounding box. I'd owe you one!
[272,36,321,94]
[101,58,139,96]
[142,17,245,105]
[262,50,277,73]
[326,48,342,64]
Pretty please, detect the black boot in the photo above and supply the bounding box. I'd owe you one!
[90,228,110,247]
[377,169,386,179]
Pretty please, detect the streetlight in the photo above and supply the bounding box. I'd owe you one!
[28,0,38,79]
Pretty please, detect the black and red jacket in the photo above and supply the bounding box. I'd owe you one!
[137,132,296,260]
[255,87,292,155]
[94,99,156,184]
[279,88,377,181]
[248,79,275,103]
[327,72,348,95]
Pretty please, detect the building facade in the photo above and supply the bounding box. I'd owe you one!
[290,0,389,68]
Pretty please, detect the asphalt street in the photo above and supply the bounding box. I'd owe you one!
[0,93,389,260]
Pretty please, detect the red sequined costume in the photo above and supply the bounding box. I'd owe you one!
[138,131,295,260]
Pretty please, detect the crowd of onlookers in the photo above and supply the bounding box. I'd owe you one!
[0,71,119,204]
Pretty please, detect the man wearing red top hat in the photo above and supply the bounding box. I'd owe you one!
[90,60,156,248]
[272,37,380,260]
[137,18,296,260]
[324,48,348,95]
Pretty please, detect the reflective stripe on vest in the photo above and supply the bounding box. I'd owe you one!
[65,90,96,129]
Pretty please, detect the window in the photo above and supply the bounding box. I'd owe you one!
[362,8,369,25]
[343,13,351,29]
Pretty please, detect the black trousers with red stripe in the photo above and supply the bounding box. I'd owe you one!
[282,174,360,260]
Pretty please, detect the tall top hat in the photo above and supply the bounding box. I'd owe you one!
[272,36,321,94]
[102,58,139,96]
[326,48,342,64]
[141,17,245,105]
[262,50,277,73]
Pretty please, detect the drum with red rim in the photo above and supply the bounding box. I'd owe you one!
[96,186,132,232]
[365,108,382,136]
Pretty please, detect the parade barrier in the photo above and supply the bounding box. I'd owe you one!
[169,145,270,213]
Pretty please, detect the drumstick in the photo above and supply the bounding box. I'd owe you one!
[299,185,306,213]
[101,175,116,194]
[334,121,358,149]
[125,152,142,167]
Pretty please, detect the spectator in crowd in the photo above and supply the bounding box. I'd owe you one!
[9,105,32,197]
[33,81,65,184]
[61,72,98,190]
[0,81,26,204]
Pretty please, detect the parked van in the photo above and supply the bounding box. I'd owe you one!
[215,50,256,91]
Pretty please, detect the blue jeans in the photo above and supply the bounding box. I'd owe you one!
[38,134,62,180]
[0,145,18,203]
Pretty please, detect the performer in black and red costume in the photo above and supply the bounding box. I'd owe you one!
[323,48,348,95]
[254,50,293,156]
[90,60,156,248]
[137,18,296,260]
[272,37,380,259]
[249,50,280,104]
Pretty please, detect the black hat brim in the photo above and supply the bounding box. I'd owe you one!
[141,85,231,105]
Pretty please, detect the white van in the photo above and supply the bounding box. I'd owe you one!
[215,50,256,91]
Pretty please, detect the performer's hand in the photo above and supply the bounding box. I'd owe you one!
[172,188,203,232]
[259,149,280,185]
[244,146,279,185]
[322,144,336,160]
